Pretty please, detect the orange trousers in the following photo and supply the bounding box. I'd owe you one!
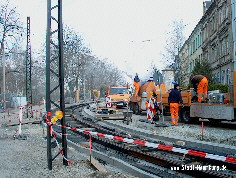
[134,82,139,96]
[145,101,148,110]
[170,103,179,125]
[198,77,208,102]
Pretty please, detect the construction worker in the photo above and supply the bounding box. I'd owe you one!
[168,84,183,126]
[190,75,208,103]
[134,73,140,97]
[145,100,149,110]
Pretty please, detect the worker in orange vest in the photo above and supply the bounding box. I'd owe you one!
[133,73,140,97]
[145,100,149,110]
[168,84,183,126]
[190,75,208,103]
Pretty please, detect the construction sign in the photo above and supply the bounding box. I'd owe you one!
[106,96,111,108]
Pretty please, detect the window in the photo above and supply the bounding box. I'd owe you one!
[217,72,220,83]
[220,7,223,24]
[200,32,202,46]
[226,37,229,54]
[205,52,209,63]
[206,25,208,38]
[212,16,215,31]
[221,40,225,57]
[198,35,200,47]
[211,48,214,62]
[225,5,228,18]
[226,69,231,84]
[193,40,195,52]
[212,47,215,61]
[214,47,217,61]
[214,73,217,83]
[222,70,225,84]
[223,5,225,20]
[210,21,212,34]
[190,62,192,73]
[196,38,198,50]
[217,45,220,58]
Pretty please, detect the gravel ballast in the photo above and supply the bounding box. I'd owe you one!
[0,107,136,178]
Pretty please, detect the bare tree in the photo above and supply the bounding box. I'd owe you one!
[0,0,23,55]
[0,0,23,95]
[62,26,125,99]
[162,19,186,65]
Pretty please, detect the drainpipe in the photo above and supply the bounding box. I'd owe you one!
[232,0,236,70]
[231,0,236,109]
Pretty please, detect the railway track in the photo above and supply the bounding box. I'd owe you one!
[51,103,236,177]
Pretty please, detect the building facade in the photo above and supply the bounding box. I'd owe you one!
[201,0,234,85]
[178,0,234,88]
[178,23,202,87]
[178,39,190,87]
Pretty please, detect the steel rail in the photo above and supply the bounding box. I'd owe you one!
[56,103,235,177]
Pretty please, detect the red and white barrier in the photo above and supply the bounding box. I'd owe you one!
[1,105,46,124]
[51,128,72,164]
[106,96,111,108]
[147,98,155,120]
[19,106,23,135]
[48,122,236,164]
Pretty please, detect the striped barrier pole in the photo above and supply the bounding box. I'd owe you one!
[202,122,204,140]
[19,106,23,135]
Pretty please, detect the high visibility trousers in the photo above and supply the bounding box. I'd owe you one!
[170,103,179,125]
[145,101,148,110]
[134,82,139,96]
[198,77,208,102]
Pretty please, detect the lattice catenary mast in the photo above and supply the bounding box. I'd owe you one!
[46,0,67,170]
[26,16,33,119]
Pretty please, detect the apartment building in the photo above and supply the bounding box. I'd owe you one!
[178,23,202,87]
[178,0,234,87]
[201,0,233,85]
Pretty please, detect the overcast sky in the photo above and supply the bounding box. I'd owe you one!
[12,0,205,79]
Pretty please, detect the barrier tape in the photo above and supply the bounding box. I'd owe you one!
[45,118,72,164]
[48,122,236,164]
[13,120,21,140]
[1,108,45,120]
[51,128,72,164]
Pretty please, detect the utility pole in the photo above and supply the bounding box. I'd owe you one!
[3,45,6,110]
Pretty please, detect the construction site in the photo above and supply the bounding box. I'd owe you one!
[1,0,236,177]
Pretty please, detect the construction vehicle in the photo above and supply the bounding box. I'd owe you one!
[130,77,236,123]
[107,86,129,108]
[157,75,236,123]
[159,89,235,123]
[129,80,165,114]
